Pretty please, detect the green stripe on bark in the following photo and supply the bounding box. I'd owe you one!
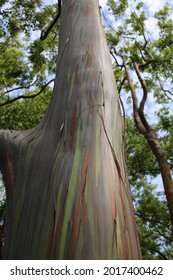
[59,121,81,258]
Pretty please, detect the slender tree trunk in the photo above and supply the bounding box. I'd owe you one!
[0,0,141,259]
[123,56,173,226]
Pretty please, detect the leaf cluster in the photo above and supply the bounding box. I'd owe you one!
[0,0,59,102]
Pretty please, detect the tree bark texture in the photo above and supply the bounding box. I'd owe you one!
[0,0,141,259]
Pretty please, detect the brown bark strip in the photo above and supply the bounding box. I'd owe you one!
[5,154,14,189]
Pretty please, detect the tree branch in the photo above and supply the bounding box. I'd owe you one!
[135,41,148,63]
[156,228,173,243]
[117,76,127,94]
[110,48,124,68]
[40,0,61,41]
[135,212,169,228]
[132,9,149,48]
[122,55,147,134]
[129,167,160,176]
[0,79,54,107]
[0,79,38,96]
[158,80,173,102]
[155,250,168,260]
[125,59,173,226]
[133,61,148,113]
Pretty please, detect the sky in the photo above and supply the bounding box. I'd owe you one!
[99,0,172,33]
[98,0,173,191]
[98,0,173,118]
[99,0,171,11]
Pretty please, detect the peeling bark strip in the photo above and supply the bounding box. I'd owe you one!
[0,0,141,259]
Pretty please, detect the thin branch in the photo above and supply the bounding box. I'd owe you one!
[0,79,38,96]
[129,167,160,176]
[158,80,173,102]
[117,76,127,94]
[120,35,136,40]
[155,250,168,260]
[135,212,169,228]
[133,61,148,112]
[144,46,154,60]
[40,0,61,41]
[0,79,54,107]
[131,8,149,47]
[135,41,148,62]
[110,49,123,68]
[138,59,154,68]
[156,228,173,243]
[135,41,154,67]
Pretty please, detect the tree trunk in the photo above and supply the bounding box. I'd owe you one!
[123,56,173,227]
[0,0,141,259]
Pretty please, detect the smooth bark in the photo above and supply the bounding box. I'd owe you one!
[0,0,141,259]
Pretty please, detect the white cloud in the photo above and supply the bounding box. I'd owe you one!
[145,17,159,40]
[99,0,107,9]
[142,0,167,14]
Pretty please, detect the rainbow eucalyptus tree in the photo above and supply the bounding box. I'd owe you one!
[0,0,141,259]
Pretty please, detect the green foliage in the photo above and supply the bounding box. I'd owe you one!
[0,89,51,130]
[0,0,58,100]
[126,118,173,259]
[135,185,173,260]
[108,0,128,18]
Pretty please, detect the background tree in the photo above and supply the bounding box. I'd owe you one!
[107,0,173,258]
[127,118,173,259]
[0,0,141,259]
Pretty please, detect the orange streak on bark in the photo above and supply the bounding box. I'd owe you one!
[5,154,14,188]
[86,41,95,67]
[71,153,90,257]
[70,104,77,150]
